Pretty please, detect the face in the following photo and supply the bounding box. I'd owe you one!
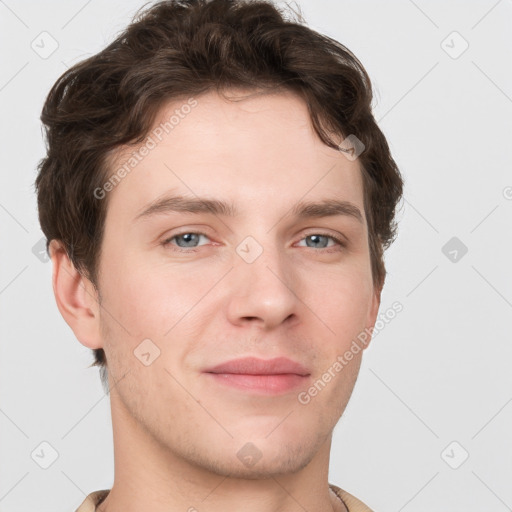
[95,89,380,477]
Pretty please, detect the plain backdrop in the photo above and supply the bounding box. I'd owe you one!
[0,1,511,511]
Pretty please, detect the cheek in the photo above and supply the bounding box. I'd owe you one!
[100,251,208,340]
[304,264,373,337]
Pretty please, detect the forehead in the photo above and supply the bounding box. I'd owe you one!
[105,89,365,225]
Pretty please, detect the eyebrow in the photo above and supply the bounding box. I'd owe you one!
[133,194,363,224]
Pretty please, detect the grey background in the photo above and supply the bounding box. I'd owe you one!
[1,0,511,511]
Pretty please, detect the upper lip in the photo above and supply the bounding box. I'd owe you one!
[205,357,310,376]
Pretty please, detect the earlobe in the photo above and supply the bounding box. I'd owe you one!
[49,240,103,350]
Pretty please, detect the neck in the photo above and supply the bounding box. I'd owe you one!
[98,393,347,512]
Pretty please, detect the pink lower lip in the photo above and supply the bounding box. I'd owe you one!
[206,373,309,394]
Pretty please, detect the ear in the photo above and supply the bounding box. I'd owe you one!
[49,240,103,350]
[362,283,382,351]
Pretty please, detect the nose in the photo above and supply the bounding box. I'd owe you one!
[225,240,299,330]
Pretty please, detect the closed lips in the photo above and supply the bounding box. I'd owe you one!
[205,356,310,376]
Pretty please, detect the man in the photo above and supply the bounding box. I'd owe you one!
[35,1,403,510]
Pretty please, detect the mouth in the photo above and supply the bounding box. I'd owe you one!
[204,356,311,394]
[205,372,310,394]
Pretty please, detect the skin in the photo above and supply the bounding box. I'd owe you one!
[50,89,381,512]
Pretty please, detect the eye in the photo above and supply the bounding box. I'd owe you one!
[161,231,345,253]
[162,232,210,251]
[296,233,345,252]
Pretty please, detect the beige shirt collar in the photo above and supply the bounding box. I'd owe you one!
[75,483,374,512]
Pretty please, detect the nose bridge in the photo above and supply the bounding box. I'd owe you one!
[237,230,292,288]
[226,230,299,326]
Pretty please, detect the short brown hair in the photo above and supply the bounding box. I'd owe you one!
[35,0,404,386]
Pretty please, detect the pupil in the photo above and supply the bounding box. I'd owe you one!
[308,235,326,248]
[180,233,197,246]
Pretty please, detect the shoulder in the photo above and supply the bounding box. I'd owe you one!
[329,483,375,512]
[78,486,372,512]
[75,489,110,512]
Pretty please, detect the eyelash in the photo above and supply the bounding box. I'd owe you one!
[161,231,346,253]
